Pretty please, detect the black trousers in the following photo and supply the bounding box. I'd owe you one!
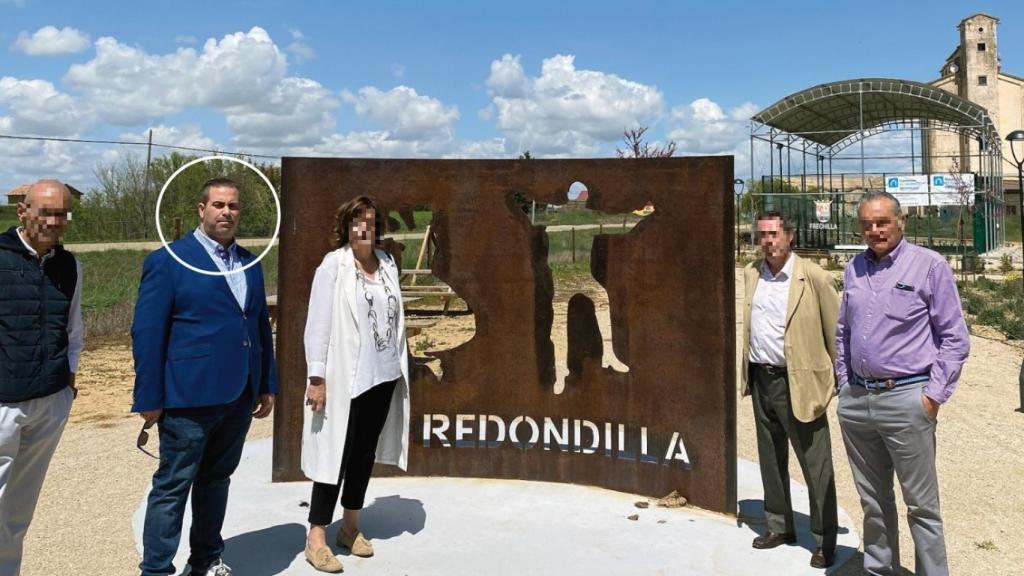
[308,379,397,526]
[750,364,838,554]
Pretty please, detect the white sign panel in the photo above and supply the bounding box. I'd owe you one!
[884,174,975,207]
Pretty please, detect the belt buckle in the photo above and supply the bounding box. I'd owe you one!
[885,379,895,390]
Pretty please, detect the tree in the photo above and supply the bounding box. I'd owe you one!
[67,152,281,242]
[616,126,677,158]
[511,150,540,215]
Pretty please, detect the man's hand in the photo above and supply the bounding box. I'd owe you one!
[921,395,940,421]
[140,409,163,426]
[253,393,275,418]
[69,373,78,399]
[306,377,326,412]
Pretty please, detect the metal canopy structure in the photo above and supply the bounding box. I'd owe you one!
[749,78,1006,253]
[754,78,1000,150]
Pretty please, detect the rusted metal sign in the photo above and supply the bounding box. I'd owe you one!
[274,158,736,515]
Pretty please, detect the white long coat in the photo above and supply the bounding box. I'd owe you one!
[301,246,410,484]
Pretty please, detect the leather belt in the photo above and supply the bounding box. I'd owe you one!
[851,372,929,392]
[752,363,786,375]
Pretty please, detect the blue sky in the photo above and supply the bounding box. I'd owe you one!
[1,0,1022,190]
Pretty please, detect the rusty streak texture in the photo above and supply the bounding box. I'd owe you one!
[274,157,737,515]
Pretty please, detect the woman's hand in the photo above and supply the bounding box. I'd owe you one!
[306,377,326,412]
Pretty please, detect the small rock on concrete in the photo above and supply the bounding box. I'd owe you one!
[657,490,688,508]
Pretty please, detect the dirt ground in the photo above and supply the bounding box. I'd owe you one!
[20,271,1024,575]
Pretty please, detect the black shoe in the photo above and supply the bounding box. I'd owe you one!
[810,547,835,568]
[752,531,797,549]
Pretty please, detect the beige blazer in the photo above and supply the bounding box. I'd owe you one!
[740,254,840,423]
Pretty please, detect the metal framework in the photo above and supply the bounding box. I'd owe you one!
[749,78,1006,253]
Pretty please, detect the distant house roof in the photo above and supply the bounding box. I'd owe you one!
[6,183,82,204]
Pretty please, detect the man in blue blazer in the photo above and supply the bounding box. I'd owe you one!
[132,177,278,576]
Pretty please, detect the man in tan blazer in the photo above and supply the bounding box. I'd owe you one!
[741,211,840,569]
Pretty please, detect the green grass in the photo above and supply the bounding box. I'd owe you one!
[389,210,434,232]
[534,208,643,227]
[0,205,18,231]
[75,245,280,337]
[958,277,1023,339]
[1005,213,1021,243]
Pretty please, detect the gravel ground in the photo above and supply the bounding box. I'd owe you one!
[20,269,1024,575]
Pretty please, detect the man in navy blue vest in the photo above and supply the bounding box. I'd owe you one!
[133,177,278,576]
[0,180,81,576]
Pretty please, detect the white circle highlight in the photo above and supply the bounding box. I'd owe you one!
[154,155,281,277]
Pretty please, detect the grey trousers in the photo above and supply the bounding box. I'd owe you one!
[0,387,74,576]
[750,365,838,553]
[837,381,947,576]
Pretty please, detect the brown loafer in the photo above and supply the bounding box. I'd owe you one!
[337,528,374,558]
[305,543,344,573]
[810,547,834,568]
[752,531,797,549]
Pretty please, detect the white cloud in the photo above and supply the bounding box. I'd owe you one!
[667,98,756,155]
[286,29,315,62]
[64,27,288,121]
[227,77,337,147]
[287,41,315,62]
[442,138,508,159]
[0,76,91,135]
[342,86,459,141]
[485,54,664,156]
[486,54,528,98]
[62,27,338,148]
[293,131,441,158]
[0,138,100,193]
[13,26,90,55]
[121,124,218,152]
[64,38,203,124]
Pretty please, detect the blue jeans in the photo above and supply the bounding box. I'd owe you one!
[139,388,253,576]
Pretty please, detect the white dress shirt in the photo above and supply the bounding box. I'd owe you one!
[748,253,793,367]
[193,228,247,308]
[16,228,83,373]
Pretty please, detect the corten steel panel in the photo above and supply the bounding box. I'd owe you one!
[273,157,737,515]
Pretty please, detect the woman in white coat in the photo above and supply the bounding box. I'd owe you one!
[301,196,410,573]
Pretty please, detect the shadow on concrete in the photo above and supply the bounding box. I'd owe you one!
[327,494,427,556]
[738,499,856,574]
[216,522,307,576]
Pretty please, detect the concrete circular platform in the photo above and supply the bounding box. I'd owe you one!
[133,438,859,575]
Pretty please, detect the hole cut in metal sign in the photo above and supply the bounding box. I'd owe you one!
[273,157,736,515]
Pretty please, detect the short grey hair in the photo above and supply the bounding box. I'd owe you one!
[857,190,902,217]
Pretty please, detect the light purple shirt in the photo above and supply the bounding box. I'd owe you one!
[835,238,970,404]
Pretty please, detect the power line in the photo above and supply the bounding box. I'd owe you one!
[0,133,279,160]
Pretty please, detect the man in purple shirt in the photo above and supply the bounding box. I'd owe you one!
[836,191,970,576]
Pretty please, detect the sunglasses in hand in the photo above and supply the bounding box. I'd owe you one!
[136,421,159,459]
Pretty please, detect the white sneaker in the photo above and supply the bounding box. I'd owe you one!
[194,558,232,575]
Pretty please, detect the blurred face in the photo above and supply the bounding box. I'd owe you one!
[348,206,377,249]
[18,181,72,248]
[858,198,904,257]
[756,217,792,262]
[199,185,241,245]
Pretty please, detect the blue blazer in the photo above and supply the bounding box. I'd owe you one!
[131,233,279,412]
